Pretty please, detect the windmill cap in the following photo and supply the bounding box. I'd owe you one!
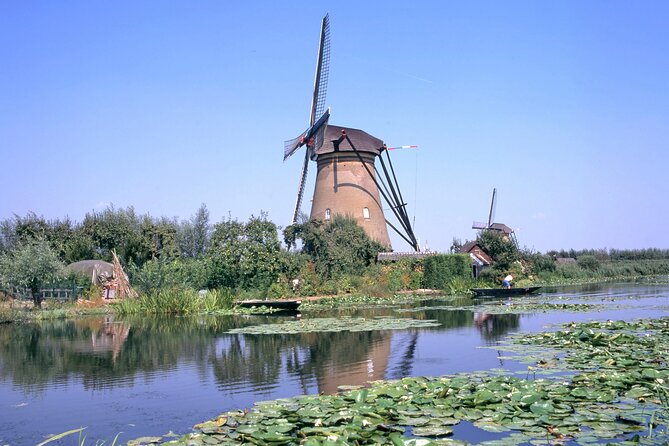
[314,125,384,158]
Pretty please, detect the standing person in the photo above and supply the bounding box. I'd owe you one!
[502,274,513,289]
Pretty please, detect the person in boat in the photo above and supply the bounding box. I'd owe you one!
[502,274,513,289]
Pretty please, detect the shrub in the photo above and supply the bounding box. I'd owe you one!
[422,254,471,290]
[577,255,600,271]
[527,253,556,274]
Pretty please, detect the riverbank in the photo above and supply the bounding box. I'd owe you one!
[2,273,668,324]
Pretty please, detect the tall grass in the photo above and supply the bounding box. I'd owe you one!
[112,288,234,315]
[535,259,669,285]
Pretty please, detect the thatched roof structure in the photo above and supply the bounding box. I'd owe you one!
[65,260,114,286]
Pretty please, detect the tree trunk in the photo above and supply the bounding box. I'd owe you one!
[31,287,42,309]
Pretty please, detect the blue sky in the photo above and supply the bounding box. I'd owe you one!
[1,1,667,253]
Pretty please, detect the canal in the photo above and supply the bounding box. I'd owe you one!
[1,281,667,445]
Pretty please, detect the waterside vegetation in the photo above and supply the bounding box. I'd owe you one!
[1,206,669,320]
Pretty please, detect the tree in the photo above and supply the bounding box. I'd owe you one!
[177,204,211,258]
[207,214,283,290]
[476,230,520,273]
[284,216,384,279]
[0,240,65,308]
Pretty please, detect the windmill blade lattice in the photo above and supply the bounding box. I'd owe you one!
[285,14,331,225]
[487,188,497,228]
[310,14,330,126]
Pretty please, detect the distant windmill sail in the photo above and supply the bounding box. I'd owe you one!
[472,187,498,230]
[487,188,497,228]
[284,14,331,225]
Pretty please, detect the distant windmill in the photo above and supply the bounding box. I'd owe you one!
[284,14,418,250]
[472,188,517,245]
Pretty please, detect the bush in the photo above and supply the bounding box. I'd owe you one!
[422,254,471,290]
[577,255,600,271]
[527,253,556,274]
[130,258,208,294]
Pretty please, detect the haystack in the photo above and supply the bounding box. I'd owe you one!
[109,249,138,298]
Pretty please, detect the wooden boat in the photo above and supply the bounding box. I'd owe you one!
[470,286,542,298]
[236,299,302,310]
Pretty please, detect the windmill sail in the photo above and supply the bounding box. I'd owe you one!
[283,108,331,160]
[309,14,330,126]
[487,188,497,227]
[473,188,498,230]
[286,14,331,224]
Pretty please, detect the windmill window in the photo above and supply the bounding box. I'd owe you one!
[325,208,331,220]
[363,207,370,219]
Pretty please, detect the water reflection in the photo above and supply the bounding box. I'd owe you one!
[8,285,666,445]
[0,303,521,393]
[473,312,521,343]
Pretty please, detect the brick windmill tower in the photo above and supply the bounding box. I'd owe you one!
[284,15,418,251]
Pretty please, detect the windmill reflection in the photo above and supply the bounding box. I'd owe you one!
[211,329,396,395]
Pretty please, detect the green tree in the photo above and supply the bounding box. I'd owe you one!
[0,240,65,308]
[284,216,384,279]
[80,205,180,266]
[207,214,283,290]
[476,230,520,273]
[177,203,211,258]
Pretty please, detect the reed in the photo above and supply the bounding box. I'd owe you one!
[112,288,234,315]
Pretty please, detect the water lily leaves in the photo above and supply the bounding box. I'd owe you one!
[411,425,454,437]
[132,315,669,446]
[472,421,509,433]
[528,401,554,416]
[473,389,499,405]
[228,317,440,334]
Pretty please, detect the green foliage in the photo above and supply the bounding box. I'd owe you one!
[112,288,234,315]
[129,258,209,294]
[525,252,556,274]
[577,254,600,271]
[547,247,669,261]
[476,230,520,273]
[0,239,65,308]
[285,216,385,279]
[422,254,471,290]
[177,203,211,258]
[534,258,669,285]
[207,214,283,291]
[371,258,424,294]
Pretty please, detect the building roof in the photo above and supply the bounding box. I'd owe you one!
[65,260,114,285]
[556,257,577,264]
[460,242,493,265]
[490,223,514,235]
[315,125,384,158]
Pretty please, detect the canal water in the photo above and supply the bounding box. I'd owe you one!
[1,282,667,445]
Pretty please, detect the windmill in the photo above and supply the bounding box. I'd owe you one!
[284,15,419,251]
[472,188,517,245]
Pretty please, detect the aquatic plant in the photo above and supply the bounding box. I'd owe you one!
[227,316,441,335]
[112,288,236,315]
[130,315,669,445]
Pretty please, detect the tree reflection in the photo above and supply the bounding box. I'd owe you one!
[473,312,520,343]
[209,329,393,394]
[0,305,506,397]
